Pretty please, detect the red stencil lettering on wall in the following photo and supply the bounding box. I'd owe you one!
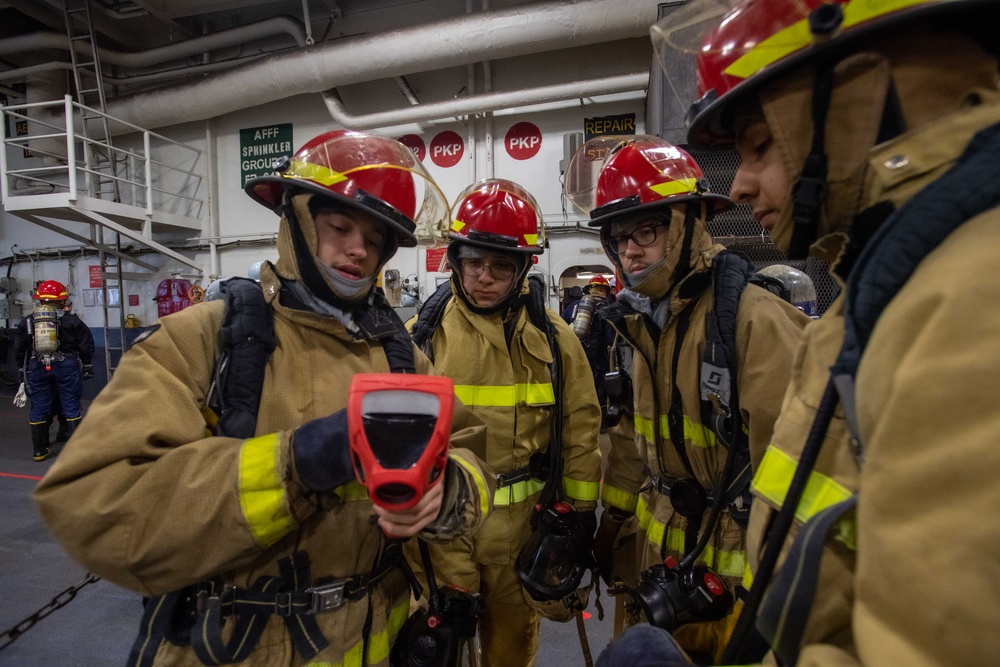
[505,122,542,160]
[398,134,426,162]
[430,131,464,168]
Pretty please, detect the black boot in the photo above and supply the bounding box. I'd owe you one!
[63,418,80,441]
[55,415,70,442]
[31,423,51,462]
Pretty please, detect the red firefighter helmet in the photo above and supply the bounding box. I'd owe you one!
[34,280,68,301]
[652,0,998,149]
[449,178,545,255]
[585,136,731,228]
[586,275,611,292]
[245,130,449,248]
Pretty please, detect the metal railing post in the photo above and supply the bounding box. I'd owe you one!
[144,130,153,219]
[65,95,77,201]
[0,106,9,203]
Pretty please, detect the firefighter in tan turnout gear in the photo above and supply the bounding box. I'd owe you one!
[408,178,603,667]
[565,136,809,664]
[597,1,1000,665]
[33,130,494,667]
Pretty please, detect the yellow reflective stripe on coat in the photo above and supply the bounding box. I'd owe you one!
[725,0,929,80]
[742,562,754,591]
[752,445,853,526]
[564,477,599,503]
[494,477,545,507]
[452,455,491,518]
[332,480,370,502]
[454,382,555,407]
[601,483,639,513]
[305,598,410,667]
[634,412,716,448]
[238,434,295,547]
[493,475,598,507]
[636,497,746,578]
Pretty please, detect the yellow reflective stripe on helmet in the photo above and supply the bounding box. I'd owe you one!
[454,383,555,407]
[494,477,545,507]
[452,219,466,233]
[524,233,538,246]
[602,483,639,513]
[563,477,599,503]
[725,0,930,81]
[286,160,348,187]
[636,497,746,578]
[724,16,811,81]
[649,177,699,198]
[452,454,492,518]
[238,434,295,547]
[634,412,716,448]
[752,445,853,525]
[305,598,410,667]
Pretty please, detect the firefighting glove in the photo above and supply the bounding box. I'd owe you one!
[81,364,94,381]
[594,507,632,585]
[291,408,355,492]
[13,382,27,408]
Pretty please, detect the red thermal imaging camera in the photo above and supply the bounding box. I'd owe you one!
[347,373,454,512]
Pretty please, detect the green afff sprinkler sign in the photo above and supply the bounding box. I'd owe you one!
[240,124,293,187]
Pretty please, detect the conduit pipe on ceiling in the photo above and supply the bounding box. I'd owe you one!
[322,72,648,130]
[0,56,271,87]
[87,0,662,133]
[0,16,307,68]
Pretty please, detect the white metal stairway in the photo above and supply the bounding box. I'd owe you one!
[0,0,206,379]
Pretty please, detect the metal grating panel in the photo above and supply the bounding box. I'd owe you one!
[687,146,840,314]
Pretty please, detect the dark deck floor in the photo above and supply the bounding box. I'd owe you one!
[0,385,613,666]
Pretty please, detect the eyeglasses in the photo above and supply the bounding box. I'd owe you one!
[607,223,663,255]
[460,257,518,281]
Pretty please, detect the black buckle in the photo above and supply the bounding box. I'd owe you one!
[650,476,672,495]
[306,580,346,614]
[496,466,532,489]
[195,581,231,615]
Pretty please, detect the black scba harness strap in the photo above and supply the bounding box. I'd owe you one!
[724,120,1000,666]
[129,277,416,667]
[611,251,761,556]
[411,275,567,497]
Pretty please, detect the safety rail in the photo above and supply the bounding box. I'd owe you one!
[0,95,204,220]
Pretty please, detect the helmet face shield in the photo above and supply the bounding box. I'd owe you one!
[564,135,731,227]
[655,0,987,148]
[246,130,449,247]
[562,136,635,217]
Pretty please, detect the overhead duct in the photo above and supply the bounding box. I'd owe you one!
[322,72,649,129]
[72,0,662,133]
[0,16,307,68]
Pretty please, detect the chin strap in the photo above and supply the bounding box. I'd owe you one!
[787,62,833,260]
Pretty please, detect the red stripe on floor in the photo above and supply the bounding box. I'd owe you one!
[0,471,43,481]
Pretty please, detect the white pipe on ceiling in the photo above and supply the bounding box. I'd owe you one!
[322,72,649,129]
[86,0,662,133]
[0,16,307,68]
